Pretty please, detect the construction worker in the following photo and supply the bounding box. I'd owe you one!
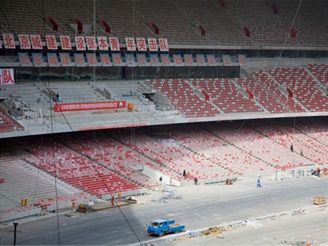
[256,176,262,188]
[56,92,61,102]
[87,200,94,212]
[194,177,198,185]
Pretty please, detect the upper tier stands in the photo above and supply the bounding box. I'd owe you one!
[0,112,24,132]
[175,0,246,45]
[148,64,328,115]
[276,0,328,47]
[269,67,328,111]
[133,0,205,44]
[94,80,156,112]
[149,79,218,117]
[50,82,106,102]
[307,64,328,86]
[218,0,290,46]
[190,78,263,113]
[1,64,328,134]
[237,71,305,113]
[0,80,158,127]
[0,83,50,120]
[253,70,306,113]
[237,77,284,113]
[0,1,45,34]
[1,0,328,47]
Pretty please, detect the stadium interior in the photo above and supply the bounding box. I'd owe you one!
[0,0,328,244]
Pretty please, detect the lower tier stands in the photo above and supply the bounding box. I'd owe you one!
[207,122,310,170]
[23,141,142,198]
[1,117,328,222]
[118,131,237,181]
[0,154,86,222]
[169,125,273,174]
[249,119,328,165]
[294,118,328,162]
[62,133,159,188]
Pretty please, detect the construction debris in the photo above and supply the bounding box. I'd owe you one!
[77,198,137,213]
[280,240,310,245]
[240,220,263,229]
[291,209,308,216]
[202,226,227,236]
[171,225,236,242]
[159,188,182,202]
[313,196,326,205]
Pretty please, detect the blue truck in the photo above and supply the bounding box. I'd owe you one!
[147,218,185,237]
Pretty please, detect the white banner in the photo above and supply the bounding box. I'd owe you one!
[60,35,72,50]
[0,69,15,85]
[97,36,109,50]
[1,34,170,52]
[2,33,16,49]
[147,38,158,51]
[109,37,120,51]
[18,34,31,49]
[85,36,97,50]
[136,38,147,51]
[46,35,58,50]
[75,36,86,51]
[158,38,169,51]
[30,34,43,49]
[125,37,136,51]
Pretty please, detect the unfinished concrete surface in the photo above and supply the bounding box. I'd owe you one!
[1,174,327,245]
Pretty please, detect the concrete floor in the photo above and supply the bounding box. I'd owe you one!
[0,175,327,245]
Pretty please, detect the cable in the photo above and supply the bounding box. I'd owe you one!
[246,0,304,114]
[274,0,303,69]
[58,111,143,245]
[253,0,312,154]
[268,0,328,160]
[39,76,142,245]
[41,0,61,244]
[92,0,96,82]
[38,0,142,243]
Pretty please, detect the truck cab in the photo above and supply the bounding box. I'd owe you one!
[147,218,185,237]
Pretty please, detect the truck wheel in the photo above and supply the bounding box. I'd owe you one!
[159,232,164,237]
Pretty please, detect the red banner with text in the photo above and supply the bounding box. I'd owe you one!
[54,101,126,112]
